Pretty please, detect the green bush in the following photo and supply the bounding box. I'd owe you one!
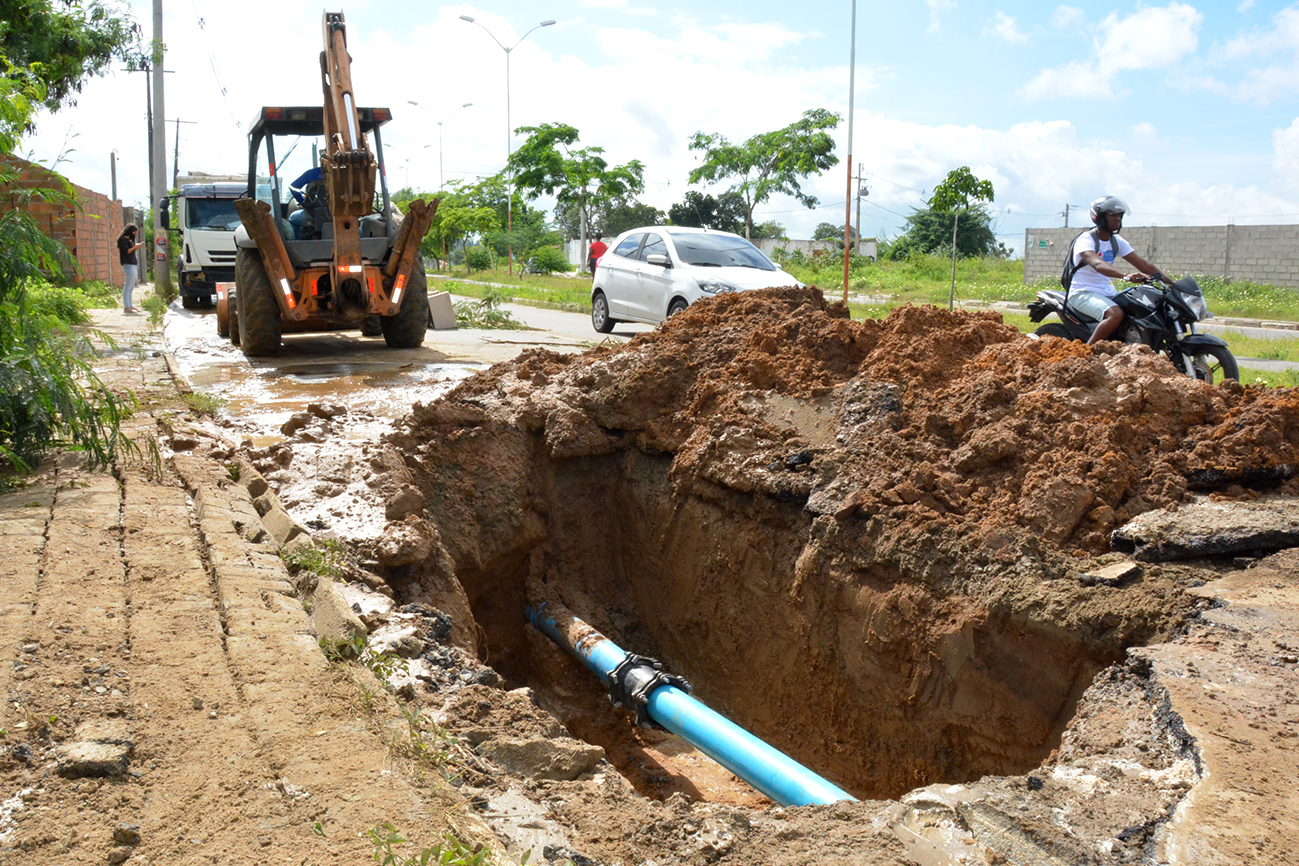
[528,245,571,275]
[26,281,91,325]
[0,210,135,474]
[464,246,492,272]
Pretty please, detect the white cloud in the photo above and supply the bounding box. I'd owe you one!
[1052,6,1086,30]
[1023,3,1201,101]
[926,0,957,33]
[984,12,1028,44]
[1130,122,1160,145]
[1274,118,1299,189]
[1094,3,1202,72]
[1020,61,1099,101]
[1219,6,1299,105]
[1238,0,1256,11]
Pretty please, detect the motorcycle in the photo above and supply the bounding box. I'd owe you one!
[1026,274,1239,383]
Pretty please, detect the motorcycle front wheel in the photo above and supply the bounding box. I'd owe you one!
[1186,345,1240,383]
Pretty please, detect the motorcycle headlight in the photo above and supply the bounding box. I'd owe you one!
[697,278,740,294]
[1179,289,1210,321]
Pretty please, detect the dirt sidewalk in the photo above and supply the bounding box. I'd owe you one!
[0,304,490,864]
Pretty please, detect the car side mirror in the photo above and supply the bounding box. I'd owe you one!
[646,253,670,267]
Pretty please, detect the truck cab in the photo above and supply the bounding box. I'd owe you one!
[163,181,247,308]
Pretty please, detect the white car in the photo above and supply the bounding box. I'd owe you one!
[590,226,801,332]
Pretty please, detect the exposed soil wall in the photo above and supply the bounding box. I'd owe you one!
[385,287,1299,800]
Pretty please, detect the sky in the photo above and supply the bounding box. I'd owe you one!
[20,0,1299,255]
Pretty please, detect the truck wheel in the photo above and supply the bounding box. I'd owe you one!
[216,290,230,337]
[236,247,281,356]
[360,315,383,337]
[380,263,428,348]
[229,298,240,346]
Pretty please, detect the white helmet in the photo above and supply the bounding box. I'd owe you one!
[1090,196,1129,227]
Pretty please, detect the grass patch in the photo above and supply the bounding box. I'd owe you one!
[1238,367,1299,388]
[442,275,590,314]
[182,392,225,417]
[1216,329,1299,363]
[282,537,349,580]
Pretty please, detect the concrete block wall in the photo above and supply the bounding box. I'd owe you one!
[0,153,127,285]
[1024,224,1299,288]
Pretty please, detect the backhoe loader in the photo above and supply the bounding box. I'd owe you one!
[228,10,436,356]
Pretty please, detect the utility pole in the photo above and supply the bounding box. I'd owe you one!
[171,118,198,189]
[150,0,172,296]
[855,163,865,256]
[1064,203,1069,228]
[110,151,118,201]
[841,0,856,303]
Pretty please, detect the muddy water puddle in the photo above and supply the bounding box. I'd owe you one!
[165,306,481,437]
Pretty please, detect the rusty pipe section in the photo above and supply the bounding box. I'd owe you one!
[526,601,856,807]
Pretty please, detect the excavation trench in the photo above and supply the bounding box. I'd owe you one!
[380,287,1299,804]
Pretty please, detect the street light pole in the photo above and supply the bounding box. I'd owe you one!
[460,15,555,276]
[407,100,472,191]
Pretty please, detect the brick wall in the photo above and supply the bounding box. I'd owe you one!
[1023,224,1299,288]
[0,153,130,285]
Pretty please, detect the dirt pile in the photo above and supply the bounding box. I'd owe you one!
[366,287,1295,812]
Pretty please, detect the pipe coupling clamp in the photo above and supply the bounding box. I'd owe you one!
[607,653,691,729]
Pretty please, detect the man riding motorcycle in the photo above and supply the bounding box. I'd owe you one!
[1068,196,1166,345]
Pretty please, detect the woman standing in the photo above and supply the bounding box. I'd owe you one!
[116,224,144,313]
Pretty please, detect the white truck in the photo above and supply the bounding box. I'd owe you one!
[161,173,256,309]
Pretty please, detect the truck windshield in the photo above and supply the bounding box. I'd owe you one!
[186,198,242,231]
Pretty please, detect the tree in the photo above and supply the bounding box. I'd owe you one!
[1,57,135,471]
[927,166,995,309]
[750,220,786,241]
[556,198,665,240]
[687,108,841,239]
[667,191,745,235]
[813,221,857,242]
[0,0,142,112]
[891,207,998,259]
[423,179,500,274]
[507,122,645,265]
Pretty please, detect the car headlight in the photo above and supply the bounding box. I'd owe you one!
[1179,290,1210,321]
[697,278,740,294]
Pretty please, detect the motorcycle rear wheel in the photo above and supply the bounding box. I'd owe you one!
[1032,323,1072,340]
[1187,345,1239,383]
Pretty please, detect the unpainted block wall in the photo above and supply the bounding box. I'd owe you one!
[1023,224,1299,289]
[0,154,128,285]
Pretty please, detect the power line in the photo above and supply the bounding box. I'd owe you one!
[189,0,242,133]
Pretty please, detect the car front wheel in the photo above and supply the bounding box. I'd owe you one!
[667,298,688,318]
[592,291,615,333]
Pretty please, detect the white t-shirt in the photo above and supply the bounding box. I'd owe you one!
[1070,231,1134,297]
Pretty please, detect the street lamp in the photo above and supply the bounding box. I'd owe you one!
[460,14,556,275]
[407,100,473,191]
[386,143,411,189]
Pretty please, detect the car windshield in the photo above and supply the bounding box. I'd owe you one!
[669,231,777,270]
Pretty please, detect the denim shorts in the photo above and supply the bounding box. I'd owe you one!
[1066,290,1118,321]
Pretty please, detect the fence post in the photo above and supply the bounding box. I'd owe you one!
[1225,223,1233,280]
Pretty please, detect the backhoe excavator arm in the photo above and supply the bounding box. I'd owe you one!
[319,11,375,296]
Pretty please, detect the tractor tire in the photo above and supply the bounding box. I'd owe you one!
[235,247,282,356]
[360,315,383,337]
[229,300,241,346]
[380,263,428,349]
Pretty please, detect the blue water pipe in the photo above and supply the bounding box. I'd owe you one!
[526,602,856,807]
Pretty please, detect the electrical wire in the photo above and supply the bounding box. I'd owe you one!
[188,0,243,133]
